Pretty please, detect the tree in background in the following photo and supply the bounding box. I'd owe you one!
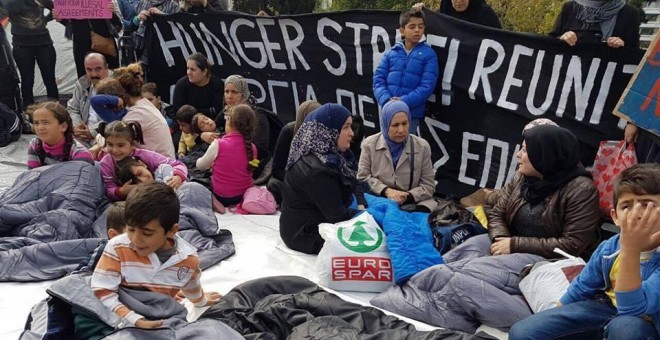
[488,0,563,34]
[233,0,273,14]
[329,0,438,11]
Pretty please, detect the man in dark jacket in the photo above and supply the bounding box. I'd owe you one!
[415,0,503,29]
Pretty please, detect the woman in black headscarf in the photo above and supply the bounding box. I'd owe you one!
[487,124,600,259]
[415,0,502,29]
[439,0,501,28]
[279,103,363,255]
[549,0,642,49]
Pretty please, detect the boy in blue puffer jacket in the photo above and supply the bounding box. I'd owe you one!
[509,163,660,340]
[373,9,439,135]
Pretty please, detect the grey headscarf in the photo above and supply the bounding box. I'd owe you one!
[574,0,626,40]
[224,75,250,104]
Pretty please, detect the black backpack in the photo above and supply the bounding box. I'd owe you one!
[0,102,21,147]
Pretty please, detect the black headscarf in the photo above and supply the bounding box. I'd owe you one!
[440,0,486,23]
[520,125,591,204]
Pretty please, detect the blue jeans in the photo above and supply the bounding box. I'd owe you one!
[409,117,421,135]
[509,299,659,340]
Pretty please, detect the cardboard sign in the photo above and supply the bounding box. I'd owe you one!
[54,0,111,20]
[614,30,660,137]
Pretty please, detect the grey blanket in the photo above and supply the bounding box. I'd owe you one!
[21,273,244,340]
[0,162,107,281]
[371,234,544,333]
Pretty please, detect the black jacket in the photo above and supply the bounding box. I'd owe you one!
[279,154,357,254]
[271,121,295,181]
[439,0,502,29]
[549,1,642,49]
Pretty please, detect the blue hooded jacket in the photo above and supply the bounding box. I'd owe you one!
[561,234,660,334]
[373,41,439,119]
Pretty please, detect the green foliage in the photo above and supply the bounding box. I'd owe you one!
[329,0,438,11]
[232,0,316,14]
[232,0,271,14]
[488,0,563,35]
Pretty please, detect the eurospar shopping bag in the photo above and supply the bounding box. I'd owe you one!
[316,212,394,293]
[592,140,637,216]
[519,248,586,313]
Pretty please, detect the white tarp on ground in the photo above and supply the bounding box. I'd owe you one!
[4,21,78,97]
[0,135,506,340]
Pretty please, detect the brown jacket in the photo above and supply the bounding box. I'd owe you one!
[357,133,437,210]
[488,173,600,258]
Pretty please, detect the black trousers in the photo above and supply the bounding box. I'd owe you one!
[12,44,59,107]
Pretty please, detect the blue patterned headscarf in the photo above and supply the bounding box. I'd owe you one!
[380,101,410,166]
[286,103,355,178]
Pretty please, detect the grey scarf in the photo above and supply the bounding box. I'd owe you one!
[574,0,626,40]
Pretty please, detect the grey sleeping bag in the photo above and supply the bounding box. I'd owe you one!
[0,162,107,281]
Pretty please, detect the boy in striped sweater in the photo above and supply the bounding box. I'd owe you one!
[91,182,221,329]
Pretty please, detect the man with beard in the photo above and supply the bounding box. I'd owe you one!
[67,52,112,145]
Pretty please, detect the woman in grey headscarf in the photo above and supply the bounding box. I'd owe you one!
[549,0,642,49]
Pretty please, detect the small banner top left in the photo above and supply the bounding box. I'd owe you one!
[54,0,111,20]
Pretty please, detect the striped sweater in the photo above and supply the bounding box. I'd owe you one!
[26,137,94,169]
[91,233,206,326]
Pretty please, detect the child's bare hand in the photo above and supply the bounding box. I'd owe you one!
[201,132,219,144]
[620,203,660,252]
[167,175,183,189]
[119,180,137,197]
[204,291,222,306]
[174,290,186,302]
[135,318,163,329]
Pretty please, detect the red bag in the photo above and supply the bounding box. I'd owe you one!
[592,141,637,216]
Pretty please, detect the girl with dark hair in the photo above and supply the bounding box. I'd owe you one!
[98,120,187,201]
[26,102,93,169]
[171,53,223,122]
[196,104,258,209]
[95,64,175,158]
[279,103,364,255]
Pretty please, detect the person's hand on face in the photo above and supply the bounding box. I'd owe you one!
[619,203,660,253]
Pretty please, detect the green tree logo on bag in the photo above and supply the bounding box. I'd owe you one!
[338,221,383,253]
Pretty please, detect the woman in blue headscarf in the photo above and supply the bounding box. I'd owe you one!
[357,100,436,212]
[279,103,364,255]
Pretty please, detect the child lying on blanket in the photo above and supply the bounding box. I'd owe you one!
[116,157,174,185]
[98,120,187,201]
[115,156,226,214]
[91,182,222,329]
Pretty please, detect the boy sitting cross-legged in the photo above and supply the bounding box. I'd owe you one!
[509,163,660,340]
[91,182,221,329]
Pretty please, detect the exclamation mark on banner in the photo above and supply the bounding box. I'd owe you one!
[426,35,460,106]
[442,39,460,106]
